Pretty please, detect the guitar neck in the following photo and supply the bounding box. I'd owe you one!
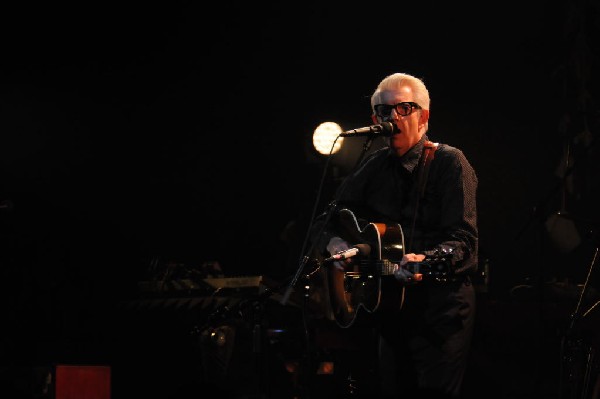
[346,259,451,280]
[379,260,397,276]
[344,260,397,277]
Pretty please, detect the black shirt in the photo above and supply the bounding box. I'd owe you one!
[321,135,478,276]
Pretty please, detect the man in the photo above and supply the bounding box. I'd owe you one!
[313,72,478,398]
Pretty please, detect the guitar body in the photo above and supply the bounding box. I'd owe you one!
[326,209,406,328]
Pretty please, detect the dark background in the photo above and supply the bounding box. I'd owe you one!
[1,1,599,398]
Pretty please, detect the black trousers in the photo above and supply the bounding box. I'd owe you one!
[377,279,476,398]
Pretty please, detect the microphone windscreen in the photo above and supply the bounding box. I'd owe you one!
[380,122,396,136]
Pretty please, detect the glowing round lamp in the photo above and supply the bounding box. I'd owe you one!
[312,122,344,155]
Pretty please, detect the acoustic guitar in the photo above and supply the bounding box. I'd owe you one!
[322,208,452,328]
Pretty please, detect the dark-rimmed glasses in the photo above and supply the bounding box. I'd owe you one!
[374,102,422,118]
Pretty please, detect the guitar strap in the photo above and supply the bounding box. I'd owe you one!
[419,141,439,199]
[407,140,439,252]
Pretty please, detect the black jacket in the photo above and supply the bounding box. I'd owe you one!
[314,135,478,276]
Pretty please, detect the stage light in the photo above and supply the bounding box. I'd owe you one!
[312,122,343,155]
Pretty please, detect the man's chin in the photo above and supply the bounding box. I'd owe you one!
[389,145,406,157]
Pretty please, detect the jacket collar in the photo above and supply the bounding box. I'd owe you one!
[393,135,429,173]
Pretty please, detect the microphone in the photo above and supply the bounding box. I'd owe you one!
[340,122,396,137]
[325,244,371,262]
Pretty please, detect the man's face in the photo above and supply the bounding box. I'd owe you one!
[372,85,429,157]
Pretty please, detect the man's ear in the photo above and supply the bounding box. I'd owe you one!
[420,109,430,124]
[371,114,378,124]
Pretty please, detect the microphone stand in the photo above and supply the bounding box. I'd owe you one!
[278,133,377,398]
[280,134,376,306]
